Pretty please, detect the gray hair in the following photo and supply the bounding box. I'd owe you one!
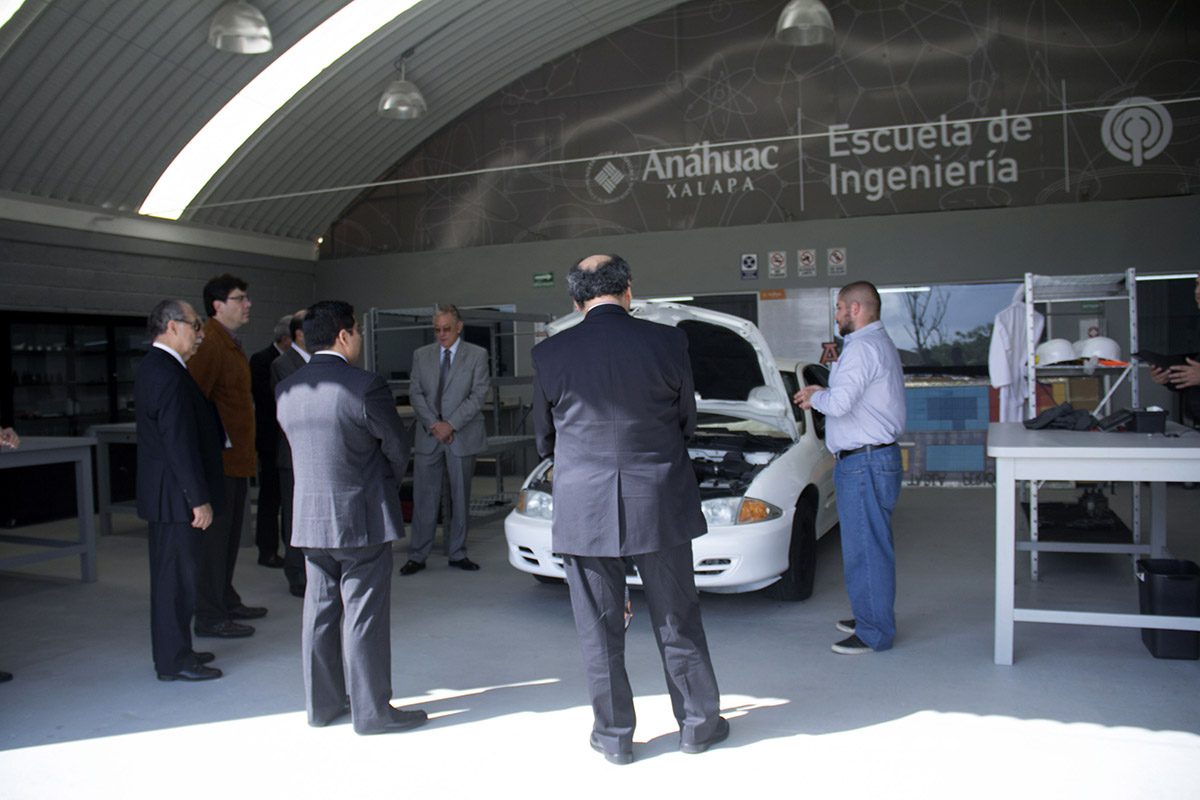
[147,299,191,339]
[433,304,461,324]
[273,314,293,343]
[567,254,631,305]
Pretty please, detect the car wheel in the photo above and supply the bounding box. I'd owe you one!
[764,497,817,602]
[533,574,565,585]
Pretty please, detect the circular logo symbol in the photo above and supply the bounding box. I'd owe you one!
[584,153,636,204]
[1102,97,1172,167]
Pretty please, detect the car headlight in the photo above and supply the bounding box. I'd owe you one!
[516,488,554,520]
[701,496,782,527]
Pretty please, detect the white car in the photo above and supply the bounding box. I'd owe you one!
[504,302,838,600]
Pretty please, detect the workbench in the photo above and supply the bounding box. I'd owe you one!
[988,422,1200,665]
[0,436,97,581]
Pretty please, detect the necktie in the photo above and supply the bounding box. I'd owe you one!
[436,348,450,419]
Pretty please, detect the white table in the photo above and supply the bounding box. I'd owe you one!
[0,436,97,582]
[988,422,1200,665]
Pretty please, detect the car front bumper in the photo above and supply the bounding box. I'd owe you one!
[503,508,794,594]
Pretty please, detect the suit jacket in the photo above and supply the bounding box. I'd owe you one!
[249,343,282,458]
[531,303,706,557]
[275,353,411,549]
[135,346,227,523]
[188,318,255,478]
[270,345,308,466]
[409,339,490,457]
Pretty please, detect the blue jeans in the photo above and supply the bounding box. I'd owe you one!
[834,445,901,651]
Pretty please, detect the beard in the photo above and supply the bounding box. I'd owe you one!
[838,319,853,337]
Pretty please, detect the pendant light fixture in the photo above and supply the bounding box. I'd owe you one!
[208,2,273,54]
[775,0,834,46]
[377,53,427,120]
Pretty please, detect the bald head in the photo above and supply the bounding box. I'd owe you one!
[567,253,632,308]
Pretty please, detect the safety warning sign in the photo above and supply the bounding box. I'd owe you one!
[827,247,847,276]
[797,249,816,277]
[768,251,786,278]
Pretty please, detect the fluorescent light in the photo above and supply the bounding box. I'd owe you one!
[645,296,695,303]
[0,0,27,29]
[139,0,424,220]
[1135,273,1199,281]
[878,286,931,294]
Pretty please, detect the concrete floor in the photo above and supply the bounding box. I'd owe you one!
[0,486,1197,799]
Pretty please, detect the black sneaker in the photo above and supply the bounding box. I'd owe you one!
[832,634,873,655]
[836,618,856,634]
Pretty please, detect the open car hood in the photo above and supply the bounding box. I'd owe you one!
[546,302,799,441]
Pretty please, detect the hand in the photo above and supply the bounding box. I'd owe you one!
[430,421,455,443]
[191,503,213,530]
[1166,357,1200,389]
[793,385,821,410]
[1148,365,1172,386]
[0,427,18,449]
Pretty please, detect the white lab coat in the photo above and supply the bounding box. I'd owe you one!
[989,285,1045,422]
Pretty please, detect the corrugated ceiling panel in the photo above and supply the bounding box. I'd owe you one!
[0,0,685,242]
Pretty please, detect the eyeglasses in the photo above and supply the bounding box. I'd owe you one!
[224,293,251,304]
[175,318,203,332]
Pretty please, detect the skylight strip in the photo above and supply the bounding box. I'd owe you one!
[0,0,27,29]
[139,0,422,220]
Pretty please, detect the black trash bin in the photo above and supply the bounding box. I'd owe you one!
[1136,559,1200,660]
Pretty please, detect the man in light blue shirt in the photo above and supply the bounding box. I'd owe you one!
[795,281,905,654]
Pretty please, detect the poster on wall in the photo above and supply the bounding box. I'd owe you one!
[326,0,1200,257]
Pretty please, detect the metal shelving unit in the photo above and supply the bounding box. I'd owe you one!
[1022,270,1141,580]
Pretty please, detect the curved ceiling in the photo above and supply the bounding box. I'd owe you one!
[0,0,685,244]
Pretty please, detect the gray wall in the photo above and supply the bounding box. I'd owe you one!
[318,194,1200,327]
[0,219,316,348]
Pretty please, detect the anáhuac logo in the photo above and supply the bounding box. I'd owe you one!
[585,153,637,204]
[642,140,779,198]
[1102,97,1172,167]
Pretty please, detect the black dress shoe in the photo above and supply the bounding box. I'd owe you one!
[228,604,268,619]
[680,716,729,754]
[398,559,426,576]
[258,554,285,568]
[193,651,216,665]
[448,557,480,571]
[157,664,223,682]
[589,733,633,765]
[288,583,306,598]
[356,709,427,735]
[194,620,255,638]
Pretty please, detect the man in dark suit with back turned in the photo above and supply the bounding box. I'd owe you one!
[249,314,292,568]
[270,309,310,597]
[135,300,227,682]
[276,301,427,734]
[531,254,727,765]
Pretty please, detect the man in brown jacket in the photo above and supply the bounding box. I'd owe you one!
[188,273,267,638]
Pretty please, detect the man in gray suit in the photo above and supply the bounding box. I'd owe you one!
[275,301,427,735]
[399,304,491,575]
[270,309,309,598]
[531,254,726,765]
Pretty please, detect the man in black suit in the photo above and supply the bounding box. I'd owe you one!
[135,300,227,682]
[276,301,427,734]
[270,309,309,597]
[531,254,726,765]
[249,314,292,568]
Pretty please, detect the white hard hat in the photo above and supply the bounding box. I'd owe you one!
[1035,338,1077,366]
[1075,336,1121,362]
